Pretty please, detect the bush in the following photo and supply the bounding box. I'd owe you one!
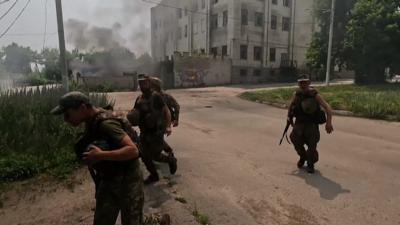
[0,87,111,183]
[21,73,55,86]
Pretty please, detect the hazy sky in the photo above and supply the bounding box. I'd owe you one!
[0,0,158,55]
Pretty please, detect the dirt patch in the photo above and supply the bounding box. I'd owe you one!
[239,197,320,225]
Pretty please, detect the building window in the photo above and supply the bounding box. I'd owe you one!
[272,0,278,5]
[211,47,218,57]
[255,12,264,27]
[270,48,276,62]
[254,46,262,61]
[241,9,248,25]
[223,11,228,27]
[177,27,182,39]
[184,25,188,37]
[202,0,205,9]
[222,45,227,56]
[177,8,182,19]
[283,0,291,7]
[240,45,248,60]
[282,17,290,31]
[213,0,218,4]
[271,15,277,30]
[211,14,218,29]
[240,69,247,77]
[184,7,188,16]
[281,52,289,66]
[253,69,261,77]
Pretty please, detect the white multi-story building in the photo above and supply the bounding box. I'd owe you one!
[151,0,315,83]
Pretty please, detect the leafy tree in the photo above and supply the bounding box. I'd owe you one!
[345,0,400,83]
[2,43,36,75]
[306,0,356,80]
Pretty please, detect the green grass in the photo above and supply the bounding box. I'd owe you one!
[0,87,111,183]
[192,206,210,225]
[240,84,400,121]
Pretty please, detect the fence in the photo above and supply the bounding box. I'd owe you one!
[0,80,14,92]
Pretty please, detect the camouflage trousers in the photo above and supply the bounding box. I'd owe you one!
[140,133,174,177]
[93,173,144,225]
[290,122,320,165]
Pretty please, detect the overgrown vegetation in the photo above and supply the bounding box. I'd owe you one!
[192,206,210,225]
[240,84,400,121]
[0,87,110,183]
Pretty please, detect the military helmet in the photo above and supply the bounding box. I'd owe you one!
[301,98,319,114]
[126,109,140,126]
[137,74,150,81]
[150,77,163,91]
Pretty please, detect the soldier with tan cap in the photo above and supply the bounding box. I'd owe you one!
[287,75,334,173]
[150,76,180,159]
[130,74,177,184]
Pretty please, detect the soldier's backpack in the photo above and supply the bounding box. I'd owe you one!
[293,88,326,125]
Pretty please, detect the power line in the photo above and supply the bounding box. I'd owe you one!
[0,0,11,4]
[42,0,48,50]
[1,31,56,36]
[0,0,18,21]
[0,0,31,39]
[142,0,315,26]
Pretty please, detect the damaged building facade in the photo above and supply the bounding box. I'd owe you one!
[151,0,315,85]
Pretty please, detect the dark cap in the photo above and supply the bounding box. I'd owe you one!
[50,91,90,115]
[297,74,310,82]
[138,74,150,81]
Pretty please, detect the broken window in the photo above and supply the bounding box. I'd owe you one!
[270,48,276,62]
[271,15,277,30]
[255,12,264,27]
[254,46,262,61]
[240,45,248,60]
[282,17,290,31]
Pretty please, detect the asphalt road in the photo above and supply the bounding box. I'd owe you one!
[111,85,400,225]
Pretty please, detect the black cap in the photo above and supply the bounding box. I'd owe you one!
[50,91,90,115]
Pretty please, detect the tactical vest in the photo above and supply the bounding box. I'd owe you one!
[134,93,166,135]
[293,88,325,124]
[74,109,140,179]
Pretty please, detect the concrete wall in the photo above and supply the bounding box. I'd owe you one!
[174,53,231,87]
[291,0,314,69]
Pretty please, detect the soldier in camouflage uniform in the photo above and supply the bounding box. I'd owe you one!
[131,74,177,185]
[150,77,180,160]
[51,92,144,225]
[287,75,334,173]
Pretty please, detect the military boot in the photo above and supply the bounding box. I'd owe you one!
[168,154,177,175]
[144,174,160,185]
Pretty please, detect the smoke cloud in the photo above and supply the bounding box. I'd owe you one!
[65,0,153,55]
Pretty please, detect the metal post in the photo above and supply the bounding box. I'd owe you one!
[325,0,335,86]
[55,0,69,92]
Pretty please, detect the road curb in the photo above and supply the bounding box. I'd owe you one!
[255,100,354,117]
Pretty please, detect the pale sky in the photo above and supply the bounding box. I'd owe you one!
[0,0,158,55]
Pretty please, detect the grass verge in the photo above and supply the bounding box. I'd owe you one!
[240,84,400,121]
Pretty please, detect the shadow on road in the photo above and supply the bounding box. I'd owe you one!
[290,169,351,200]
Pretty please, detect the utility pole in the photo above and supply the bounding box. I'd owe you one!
[55,0,69,92]
[325,0,335,86]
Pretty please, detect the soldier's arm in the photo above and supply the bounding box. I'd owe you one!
[287,92,296,123]
[315,94,333,124]
[316,94,334,134]
[83,122,139,164]
[163,105,172,128]
[171,96,180,121]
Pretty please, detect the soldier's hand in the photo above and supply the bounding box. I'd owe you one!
[83,145,104,165]
[172,120,179,127]
[287,117,294,126]
[325,123,334,134]
[165,127,172,136]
